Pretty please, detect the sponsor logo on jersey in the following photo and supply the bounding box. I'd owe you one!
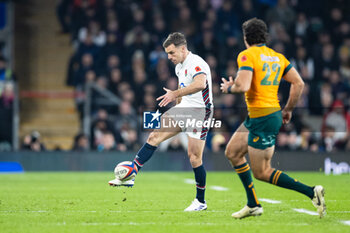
[260,54,280,62]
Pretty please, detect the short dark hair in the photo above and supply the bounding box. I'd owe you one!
[162,32,187,48]
[242,18,268,46]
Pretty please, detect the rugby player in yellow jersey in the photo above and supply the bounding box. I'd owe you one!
[220,18,326,219]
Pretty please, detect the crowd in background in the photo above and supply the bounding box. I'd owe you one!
[54,0,350,152]
[0,10,15,151]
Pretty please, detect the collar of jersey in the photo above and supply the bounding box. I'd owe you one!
[181,52,192,67]
[256,43,266,47]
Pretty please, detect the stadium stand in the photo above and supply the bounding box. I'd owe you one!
[0,1,16,151]
[55,0,349,153]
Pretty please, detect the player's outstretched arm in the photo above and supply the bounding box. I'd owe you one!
[220,70,252,93]
[157,74,207,107]
[282,67,304,124]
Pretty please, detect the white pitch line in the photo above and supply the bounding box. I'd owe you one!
[184,179,196,184]
[293,208,318,216]
[79,222,246,226]
[0,210,48,213]
[209,186,229,191]
[341,220,350,226]
[184,179,229,191]
[329,211,350,213]
[259,198,281,204]
[59,221,310,227]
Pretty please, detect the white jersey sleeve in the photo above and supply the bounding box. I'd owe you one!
[188,60,207,79]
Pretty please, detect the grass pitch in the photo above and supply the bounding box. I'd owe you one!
[0,171,349,233]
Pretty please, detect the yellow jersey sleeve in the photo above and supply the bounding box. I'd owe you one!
[237,51,254,72]
[281,55,293,77]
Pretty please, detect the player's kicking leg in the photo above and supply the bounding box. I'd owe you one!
[248,145,326,218]
[184,136,207,211]
[109,114,181,187]
[225,124,263,219]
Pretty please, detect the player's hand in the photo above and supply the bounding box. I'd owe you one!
[282,109,292,124]
[157,87,177,107]
[220,76,234,93]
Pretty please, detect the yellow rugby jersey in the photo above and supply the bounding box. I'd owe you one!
[237,44,292,118]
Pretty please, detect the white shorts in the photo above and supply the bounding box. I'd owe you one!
[163,102,213,140]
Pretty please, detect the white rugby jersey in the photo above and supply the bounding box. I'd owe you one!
[175,52,213,108]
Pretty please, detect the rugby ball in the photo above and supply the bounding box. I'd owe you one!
[114,161,138,181]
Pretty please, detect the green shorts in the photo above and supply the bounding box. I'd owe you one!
[243,110,282,150]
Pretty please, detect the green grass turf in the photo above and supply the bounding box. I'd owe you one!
[0,171,349,233]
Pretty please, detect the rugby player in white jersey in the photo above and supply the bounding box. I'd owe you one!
[109,32,213,211]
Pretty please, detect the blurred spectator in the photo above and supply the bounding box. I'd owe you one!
[339,43,350,81]
[297,125,319,152]
[21,131,46,152]
[78,20,106,47]
[71,0,97,36]
[98,33,123,69]
[73,53,94,87]
[216,0,240,41]
[149,45,167,70]
[142,93,157,111]
[97,131,117,151]
[76,34,101,61]
[171,6,197,38]
[159,134,188,152]
[294,12,310,38]
[72,133,89,151]
[269,22,291,51]
[239,0,258,26]
[152,57,171,83]
[56,0,71,33]
[277,122,301,150]
[193,0,211,23]
[102,54,120,76]
[196,30,219,58]
[315,43,338,82]
[0,81,14,148]
[108,68,122,95]
[115,101,138,131]
[124,26,150,65]
[265,0,295,32]
[219,36,240,71]
[90,109,124,149]
[0,57,15,81]
[328,70,350,102]
[211,133,226,152]
[326,8,344,44]
[150,15,168,47]
[119,125,138,151]
[320,82,334,110]
[0,81,14,108]
[290,46,314,82]
[321,100,350,151]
